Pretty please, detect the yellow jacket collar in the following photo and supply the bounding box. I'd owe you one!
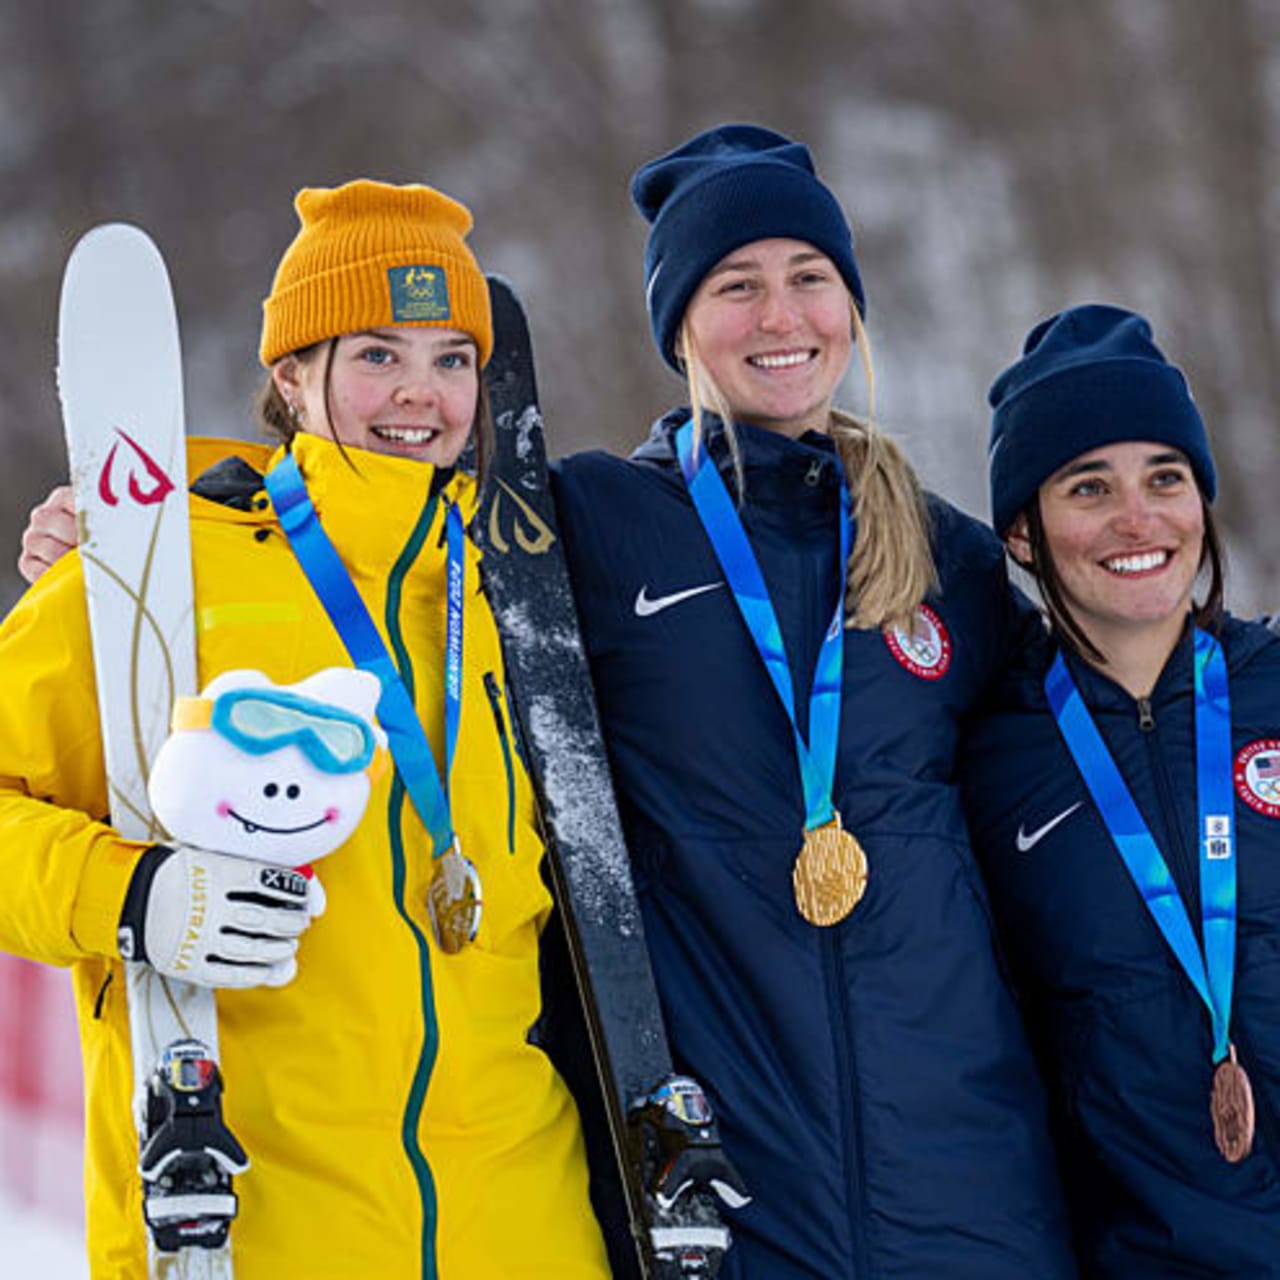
[265,433,477,570]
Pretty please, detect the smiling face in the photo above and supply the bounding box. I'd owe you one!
[149,725,374,863]
[272,326,479,466]
[682,238,853,438]
[149,668,384,865]
[1011,440,1205,659]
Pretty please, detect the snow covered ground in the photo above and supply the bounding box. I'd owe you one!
[0,1188,87,1277]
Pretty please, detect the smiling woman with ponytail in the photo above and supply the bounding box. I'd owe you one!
[551,123,1075,1279]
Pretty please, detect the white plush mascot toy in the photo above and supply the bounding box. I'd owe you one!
[149,667,387,918]
[132,669,385,1232]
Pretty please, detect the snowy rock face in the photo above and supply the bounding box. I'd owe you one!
[148,667,385,864]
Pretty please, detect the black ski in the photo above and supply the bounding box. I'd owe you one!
[477,277,746,1279]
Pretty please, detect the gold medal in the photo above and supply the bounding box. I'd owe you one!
[792,812,868,926]
[1210,1044,1255,1163]
[427,843,483,954]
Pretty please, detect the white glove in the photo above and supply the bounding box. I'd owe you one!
[118,844,324,989]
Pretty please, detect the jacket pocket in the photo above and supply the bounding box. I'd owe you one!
[483,671,517,856]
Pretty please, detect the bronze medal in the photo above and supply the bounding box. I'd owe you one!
[427,843,483,954]
[792,812,868,926]
[1210,1044,1255,1163]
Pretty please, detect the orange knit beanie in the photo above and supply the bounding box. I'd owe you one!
[259,179,492,367]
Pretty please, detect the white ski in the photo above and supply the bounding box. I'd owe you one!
[57,224,234,1280]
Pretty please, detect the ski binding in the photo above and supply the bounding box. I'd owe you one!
[139,1039,248,1253]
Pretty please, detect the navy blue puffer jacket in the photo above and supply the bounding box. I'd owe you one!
[963,617,1280,1278]
[552,413,1074,1279]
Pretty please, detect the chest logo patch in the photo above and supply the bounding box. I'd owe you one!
[883,603,951,680]
[1234,738,1280,818]
[634,581,723,618]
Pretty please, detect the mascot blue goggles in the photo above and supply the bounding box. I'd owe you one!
[173,688,377,775]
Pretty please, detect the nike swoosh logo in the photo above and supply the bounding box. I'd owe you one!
[1016,801,1083,853]
[634,582,723,617]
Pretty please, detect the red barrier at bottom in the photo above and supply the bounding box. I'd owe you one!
[0,954,84,1225]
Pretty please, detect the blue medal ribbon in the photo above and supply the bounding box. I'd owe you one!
[1045,629,1237,1062]
[264,451,464,862]
[675,419,851,830]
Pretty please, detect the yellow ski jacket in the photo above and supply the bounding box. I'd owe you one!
[0,432,608,1279]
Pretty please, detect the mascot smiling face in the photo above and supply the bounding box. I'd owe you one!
[149,668,385,865]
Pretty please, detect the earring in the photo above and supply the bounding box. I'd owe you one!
[286,400,305,426]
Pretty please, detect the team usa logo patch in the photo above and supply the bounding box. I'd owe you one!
[883,603,951,680]
[1234,739,1280,818]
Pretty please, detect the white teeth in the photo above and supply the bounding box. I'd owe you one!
[374,426,438,444]
[749,351,811,369]
[1104,551,1169,574]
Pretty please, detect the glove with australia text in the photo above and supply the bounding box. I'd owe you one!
[117,844,324,989]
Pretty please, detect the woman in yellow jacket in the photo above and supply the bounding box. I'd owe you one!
[0,180,609,1278]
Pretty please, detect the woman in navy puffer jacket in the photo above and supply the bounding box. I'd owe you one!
[554,123,1074,1280]
[964,304,1280,1277]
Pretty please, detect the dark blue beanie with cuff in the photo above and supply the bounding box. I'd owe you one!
[988,303,1215,536]
[631,123,866,371]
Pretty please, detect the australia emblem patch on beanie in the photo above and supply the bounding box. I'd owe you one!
[389,265,451,323]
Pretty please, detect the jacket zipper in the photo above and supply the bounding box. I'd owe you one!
[92,969,113,1019]
[822,931,869,1278]
[1136,696,1203,930]
[820,480,865,1275]
[483,671,517,855]
[385,491,443,1280]
[502,680,527,767]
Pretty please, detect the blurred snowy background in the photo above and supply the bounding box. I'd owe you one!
[0,0,1277,1269]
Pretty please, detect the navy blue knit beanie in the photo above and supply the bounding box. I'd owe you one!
[988,304,1215,536]
[631,123,866,371]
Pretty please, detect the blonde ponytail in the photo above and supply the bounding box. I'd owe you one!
[829,410,935,631]
[830,304,936,632]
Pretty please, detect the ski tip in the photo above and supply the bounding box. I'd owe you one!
[59,221,177,340]
[485,274,526,325]
[63,224,169,296]
[485,272,532,337]
[483,274,536,396]
[69,221,162,257]
[485,273,519,300]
